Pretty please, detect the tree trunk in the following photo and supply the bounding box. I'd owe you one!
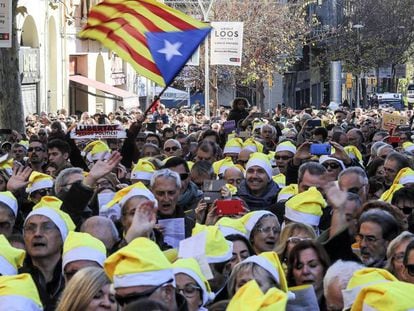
[0,0,24,133]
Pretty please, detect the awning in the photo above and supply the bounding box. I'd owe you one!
[69,75,137,100]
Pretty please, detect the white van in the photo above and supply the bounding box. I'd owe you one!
[407,83,414,104]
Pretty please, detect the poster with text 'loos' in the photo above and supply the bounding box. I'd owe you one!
[210,22,243,66]
[0,0,11,48]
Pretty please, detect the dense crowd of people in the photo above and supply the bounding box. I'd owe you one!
[1,97,414,310]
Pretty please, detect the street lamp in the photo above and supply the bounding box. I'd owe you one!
[353,24,364,108]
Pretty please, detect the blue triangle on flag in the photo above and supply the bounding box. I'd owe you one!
[146,28,211,86]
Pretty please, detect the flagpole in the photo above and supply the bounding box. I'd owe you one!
[143,84,169,117]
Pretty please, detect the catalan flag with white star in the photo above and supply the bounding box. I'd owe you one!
[78,0,211,86]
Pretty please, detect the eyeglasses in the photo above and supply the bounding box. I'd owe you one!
[115,279,172,306]
[176,284,201,298]
[287,237,312,244]
[164,146,179,152]
[256,226,280,235]
[24,222,58,234]
[275,155,292,161]
[179,173,189,180]
[28,146,44,152]
[406,264,414,277]
[31,188,51,197]
[357,234,381,244]
[347,185,366,194]
[322,162,341,170]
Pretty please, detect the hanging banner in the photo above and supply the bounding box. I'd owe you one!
[210,22,243,66]
[0,0,12,48]
[70,124,127,139]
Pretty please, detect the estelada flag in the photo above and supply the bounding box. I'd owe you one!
[78,0,211,87]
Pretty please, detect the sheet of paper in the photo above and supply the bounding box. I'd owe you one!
[178,231,207,258]
[158,218,185,248]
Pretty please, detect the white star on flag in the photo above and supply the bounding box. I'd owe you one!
[157,40,183,62]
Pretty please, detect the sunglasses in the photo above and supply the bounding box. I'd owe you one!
[400,206,414,215]
[28,146,44,152]
[179,173,189,180]
[287,237,312,244]
[323,162,341,169]
[164,146,179,152]
[115,279,172,306]
[406,264,414,277]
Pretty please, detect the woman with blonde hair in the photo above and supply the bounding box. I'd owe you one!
[385,231,414,281]
[57,267,117,311]
[275,222,317,265]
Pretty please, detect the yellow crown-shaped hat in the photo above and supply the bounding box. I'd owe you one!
[213,157,235,175]
[224,138,243,154]
[216,217,248,238]
[104,237,174,288]
[104,181,157,209]
[0,191,18,217]
[191,224,233,264]
[0,234,25,276]
[0,273,43,310]
[275,141,296,154]
[25,196,75,241]
[351,280,414,311]
[285,187,326,227]
[62,231,107,270]
[242,251,288,292]
[131,158,156,181]
[227,280,287,311]
[173,258,215,306]
[243,138,264,153]
[342,267,398,310]
[26,172,54,194]
[83,140,111,162]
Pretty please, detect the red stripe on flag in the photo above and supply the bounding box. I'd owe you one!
[91,24,161,76]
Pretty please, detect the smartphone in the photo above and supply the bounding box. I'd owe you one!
[203,180,226,192]
[310,143,331,156]
[203,192,222,204]
[307,119,322,128]
[216,200,243,216]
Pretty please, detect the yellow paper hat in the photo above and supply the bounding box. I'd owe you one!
[224,138,243,154]
[173,258,215,306]
[243,138,264,153]
[342,267,398,310]
[83,140,111,162]
[0,234,25,275]
[242,251,288,292]
[191,224,233,263]
[392,167,414,185]
[0,273,42,310]
[0,154,13,176]
[213,157,235,175]
[0,191,18,217]
[104,181,157,209]
[268,151,276,167]
[227,133,236,140]
[351,280,414,311]
[163,248,178,263]
[285,187,326,227]
[277,183,298,202]
[344,145,363,164]
[240,211,276,238]
[216,217,248,238]
[62,231,107,270]
[227,280,287,311]
[187,161,194,170]
[24,196,76,241]
[272,173,286,188]
[18,140,29,149]
[379,183,403,203]
[246,152,273,180]
[252,121,265,132]
[225,183,238,195]
[104,237,174,288]
[26,171,54,194]
[275,141,296,154]
[130,158,156,181]
[403,141,414,153]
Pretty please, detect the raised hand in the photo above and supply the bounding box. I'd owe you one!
[7,165,32,192]
[84,151,122,187]
[292,141,312,166]
[125,200,156,243]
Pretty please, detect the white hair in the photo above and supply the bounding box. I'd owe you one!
[323,260,364,297]
[150,168,181,189]
[164,139,182,149]
[370,141,387,157]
